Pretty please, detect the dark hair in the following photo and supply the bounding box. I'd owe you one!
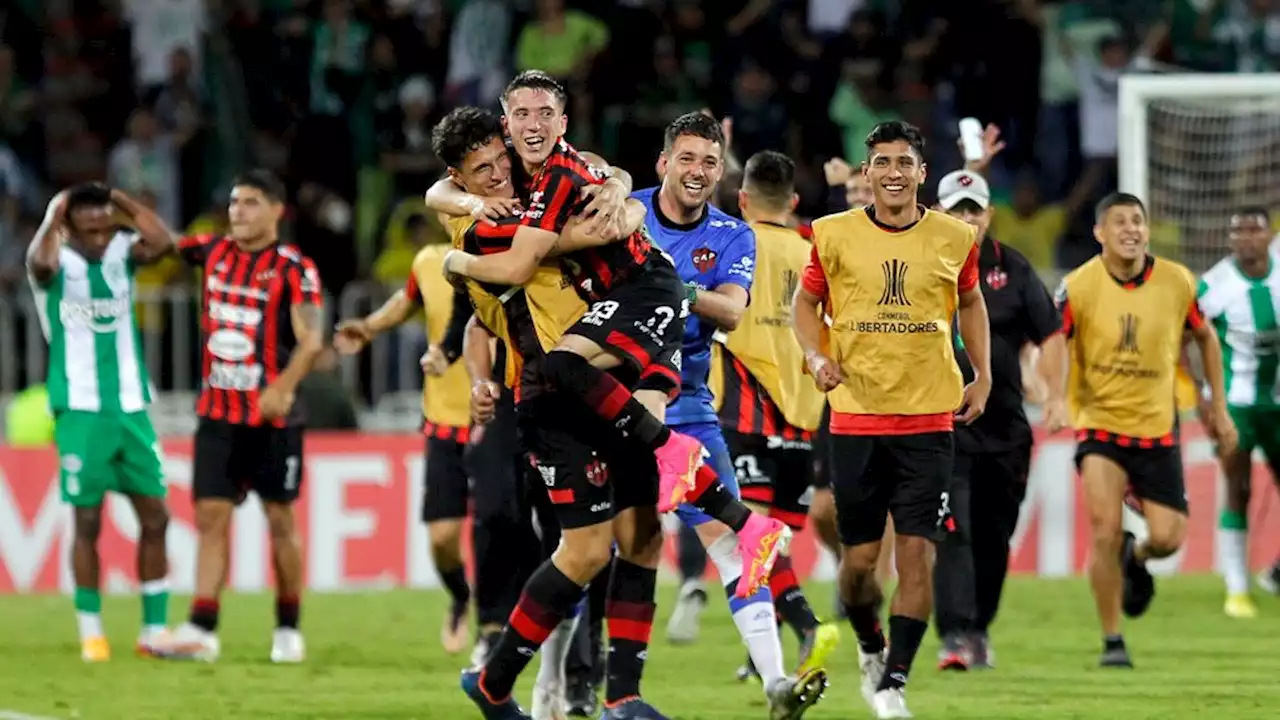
[431,106,504,169]
[405,214,428,231]
[66,183,112,216]
[1233,205,1271,224]
[231,169,286,203]
[501,70,568,111]
[1094,192,1146,223]
[742,150,794,206]
[663,112,725,153]
[864,120,926,159]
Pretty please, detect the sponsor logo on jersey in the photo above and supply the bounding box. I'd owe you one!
[207,329,256,362]
[58,298,130,333]
[208,301,262,327]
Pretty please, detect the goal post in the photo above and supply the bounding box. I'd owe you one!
[1119,74,1280,271]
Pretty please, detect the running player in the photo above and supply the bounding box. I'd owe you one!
[637,121,827,717]
[793,121,992,719]
[705,150,839,679]
[1042,192,1236,667]
[156,170,326,663]
[332,224,490,653]
[26,184,177,661]
[1189,206,1280,618]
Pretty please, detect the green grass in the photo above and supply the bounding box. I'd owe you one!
[1,577,1278,719]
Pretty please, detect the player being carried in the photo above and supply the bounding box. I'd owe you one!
[27,184,179,662]
[635,116,827,717]
[1042,192,1236,667]
[1188,206,1280,618]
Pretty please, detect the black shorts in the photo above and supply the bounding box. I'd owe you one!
[726,428,815,530]
[811,403,832,490]
[827,432,954,546]
[566,260,685,398]
[517,393,658,530]
[1074,439,1188,514]
[193,419,304,504]
[423,435,470,522]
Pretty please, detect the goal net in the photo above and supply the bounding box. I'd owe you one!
[1119,74,1280,272]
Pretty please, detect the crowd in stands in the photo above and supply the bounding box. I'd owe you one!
[1,0,1278,406]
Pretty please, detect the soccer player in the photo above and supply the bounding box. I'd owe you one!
[1041,192,1236,667]
[930,169,1063,669]
[637,122,827,717]
[1185,207,1280,618]
[436,75,788,579]
[707,150,839,679]
[156,170,325,663]
[26,184,178,661]
[332,225,493,653]
[792,121,992,719]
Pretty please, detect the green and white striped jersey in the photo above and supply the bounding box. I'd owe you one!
[26,232,152,414]
[1197,257,1280,407]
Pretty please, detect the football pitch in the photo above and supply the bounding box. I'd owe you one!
[1,577,1278,719]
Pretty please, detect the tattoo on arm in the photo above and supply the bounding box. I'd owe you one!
[292,303,325,344]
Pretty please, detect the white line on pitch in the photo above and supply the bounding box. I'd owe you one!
[0,710,63,720]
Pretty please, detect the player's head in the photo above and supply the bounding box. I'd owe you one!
[1092,192,1148,261]
[1229,205,1271,265]
[64,182,114,257]
[658,112,725,213]
[738,150,796,222]
[863,121,926,212]
[501,70,568,167]
[936,169,992,238]
[846,172,873,209]
[228,169,286,243]
[432,106,513,198]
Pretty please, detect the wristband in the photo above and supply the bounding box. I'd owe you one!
[684,283,699,305]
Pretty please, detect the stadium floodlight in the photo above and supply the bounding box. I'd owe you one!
[1119,73,1280,271]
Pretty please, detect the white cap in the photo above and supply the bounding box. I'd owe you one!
[399,75,435,107]
[937,170,990,210]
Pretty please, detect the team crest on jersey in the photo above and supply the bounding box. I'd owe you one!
[692,247,718,272]
[584,458,608,487]
[985,268,1008,290]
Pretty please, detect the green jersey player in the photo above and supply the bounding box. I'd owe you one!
[26,184,178,660]
[1194,206,1280,619]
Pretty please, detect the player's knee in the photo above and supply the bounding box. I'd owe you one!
[1090,524,1125,555]
[841,542,882,578]
[558,526,615,577]
[703,531,740,582]
[543,349,586,387]
[428,519,463,555]
[72,507,102,541]
[1146,518,1187,559]
[137,505,169,539]
[194,500,233,537]
[263,504,296,544]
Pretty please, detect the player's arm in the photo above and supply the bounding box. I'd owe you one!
[462,314,496,385]
[792,243,843,390]
[334,275,420,354]
[556,198,646,253]
[26,191,69,285]
[1186,297,1236,451]
[112,188,177,264]
[439,284,473,364]
[271,262,326,398]
[1019,261,1065,402]
[955,242,992,421]
[693,227,755,331]
[423,176,522,225]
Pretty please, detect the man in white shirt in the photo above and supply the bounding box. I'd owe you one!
[124,0,207,90]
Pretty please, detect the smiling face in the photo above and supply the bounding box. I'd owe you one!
[450,136,515,199]
[658,133,723,214]
[863,140,925,213]
[502,87,567,169]
[1094,202,1149,262]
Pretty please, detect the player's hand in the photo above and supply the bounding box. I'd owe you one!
[955,375,992,424]
[332,320,372,355]
[441,250,471,288]
[468,423,486,446]
[468,195,522,226]
[1209,403,1239,457]
[580,179,627,235]
[471,380,501,424]
[960,123,1006,174]
[823,158,853,186]
[1042,396,1070,434]
[45,190,70,222]
[805,351,844,392]
[258,383,295,421]
[420,344,448,376]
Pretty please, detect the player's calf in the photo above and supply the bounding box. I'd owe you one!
[130,496,172,654]
[429,518,472,654]
[266,501,306,663]
[71,505,108,661]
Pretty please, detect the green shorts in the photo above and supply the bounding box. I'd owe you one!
[1229,405,1280,463]
[54,410,166,507]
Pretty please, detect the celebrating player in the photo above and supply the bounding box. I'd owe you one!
[1186,207,1279,618]
[929,169,1063,670]
[26,185,178,661]
[792,121,992,719]
[157,170,326,663]
[707,150,839,679]
[1041,192,1235,667]
[637,121,827,717]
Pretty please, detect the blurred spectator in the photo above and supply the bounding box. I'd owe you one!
[389,2,450,93]
[124,0,207,93]
[107,108,182,228]
[368,33,403,138]
[379,76,443,199]
[807,0,867,41]
[516,0,609,143]
[444,0,512,107]
[991,173,1069,273]
[298,347,360,430]
[0,45,35,154]
[1213,0,1280,72]
[730,59,788,158]
[0,141,21,293]
[829,62,900,162]
[310,0,371,118]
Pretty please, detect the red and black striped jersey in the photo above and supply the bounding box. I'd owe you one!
[178,234,323,427]
[718,352,814,442]
[516,138,655,303]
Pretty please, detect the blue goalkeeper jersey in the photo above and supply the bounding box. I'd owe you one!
[632,186,756,425]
